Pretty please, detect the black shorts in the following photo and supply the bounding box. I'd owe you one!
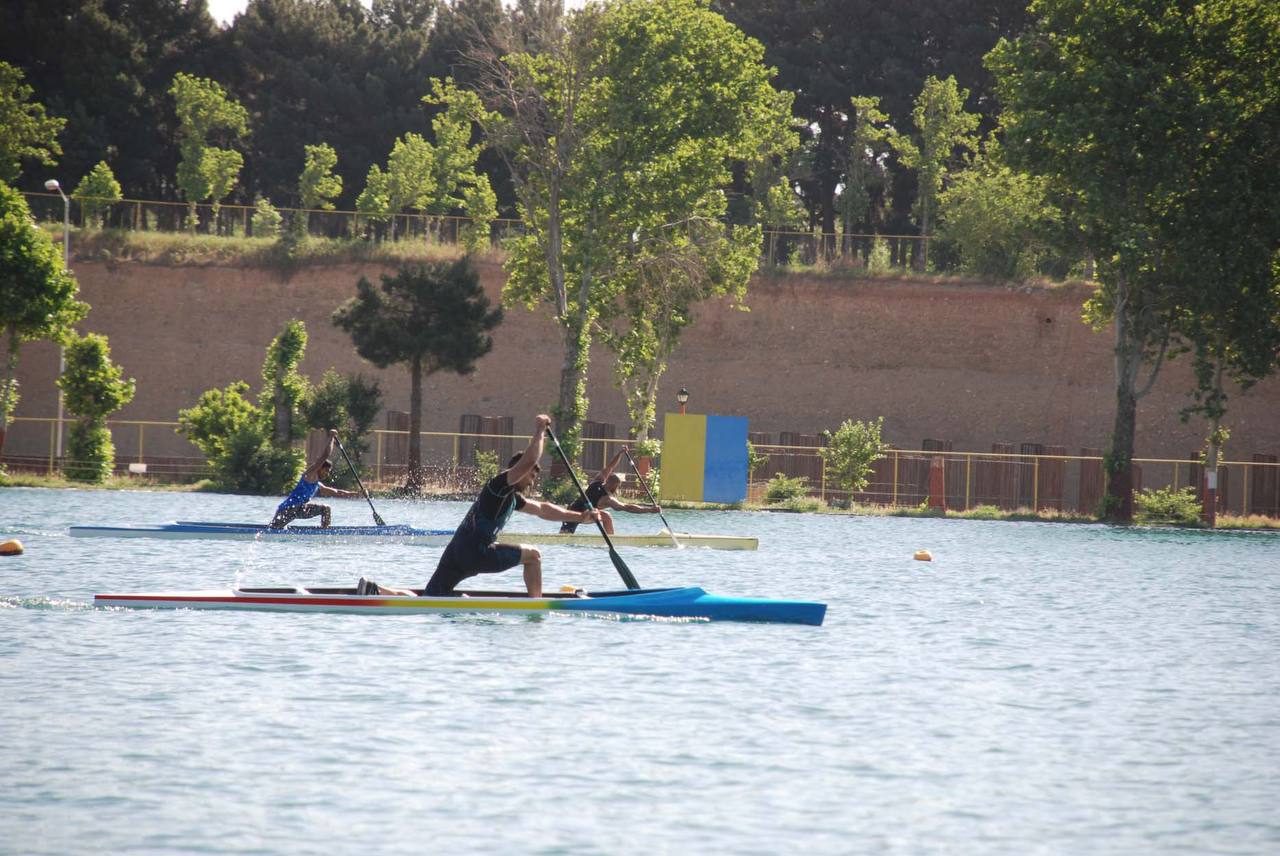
[270,503,326,529]
[425,539,524,595]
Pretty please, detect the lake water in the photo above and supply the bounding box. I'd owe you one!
[2,486,1278,854]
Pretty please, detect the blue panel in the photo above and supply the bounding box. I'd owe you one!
[702,415,749,503]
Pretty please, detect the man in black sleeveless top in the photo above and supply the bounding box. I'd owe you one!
[420,414,599,597]
[559,446,662,534]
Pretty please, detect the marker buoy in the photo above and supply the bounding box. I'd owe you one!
[913,549,932,562]
[0,539,24,556]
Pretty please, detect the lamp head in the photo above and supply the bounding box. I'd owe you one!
[676,387,690,405]
[44,179,61,192]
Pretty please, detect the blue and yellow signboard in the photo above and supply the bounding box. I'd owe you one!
[660,413,749,503]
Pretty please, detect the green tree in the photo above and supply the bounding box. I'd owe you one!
[333,259,502,488]
[384,132,437,240]
[355,164,392,237]
[252,195,282,238]
[1159,1,1280,519]
[988,0,1280,522]
[0,181,87,455]
[937,140,1061,281]
[820,417,886,505]
[260,319,309,450]
[58,332,135,482]
[0,61,65,183]
[298,142,342,212]
[421,78,497,248]
[300,369,383,486]
[219,0,436,209]
[465,0,792,457]
[712,0,1029,250]
[0,2,217,200]
[170,72,249,232]
[839,96,900,242]
[605,220,761,441]
[177,383,302,495]
[72,160,123,229]
[894,75,979,269]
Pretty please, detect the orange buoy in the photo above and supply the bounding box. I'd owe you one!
[913,549,932,562]
[0,538,24,556]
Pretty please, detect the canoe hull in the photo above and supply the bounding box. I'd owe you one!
[503,531,757,550]
[94,586,826,626]
[70,521,452,545]
[70,522,755,550]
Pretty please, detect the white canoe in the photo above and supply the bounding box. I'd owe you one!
[502,531,757,550]
[69,521,757,550]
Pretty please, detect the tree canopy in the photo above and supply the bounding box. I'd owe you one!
[332,258,502,484]
[0,181,88,434]
[989,0,1280,522]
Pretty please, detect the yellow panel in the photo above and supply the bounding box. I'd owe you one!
[660,413,706,501]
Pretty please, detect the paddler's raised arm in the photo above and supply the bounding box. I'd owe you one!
[506,413,551,485]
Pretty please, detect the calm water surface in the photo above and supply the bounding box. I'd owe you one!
[2,487,1278,854]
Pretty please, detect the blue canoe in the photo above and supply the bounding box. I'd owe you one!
[69,520,453,545]
[94,585,827,626]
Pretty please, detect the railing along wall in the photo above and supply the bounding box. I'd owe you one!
[747,443,1280,518]
[22,191,928,271]
[5,415,1277,517]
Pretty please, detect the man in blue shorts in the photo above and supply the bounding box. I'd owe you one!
[355,414,596,598]
[269,429,359,529]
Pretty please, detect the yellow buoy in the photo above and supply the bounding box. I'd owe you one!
[913,549,932,562]
[0,538,24,556]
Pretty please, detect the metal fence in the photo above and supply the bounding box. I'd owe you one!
[22,191,927,272]
[0,417,644,492]
[4,416,1278,518]
[748,443,1280,518]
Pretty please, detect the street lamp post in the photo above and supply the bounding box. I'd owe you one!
[45,179,69,463]
[677,387,690,416]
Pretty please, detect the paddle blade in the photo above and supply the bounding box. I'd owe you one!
[608,547,640,590]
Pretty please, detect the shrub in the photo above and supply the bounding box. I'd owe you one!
[764,472,810,504]
[252,196,282,239]
[473,448,499,484]
[821,417,886,505]
[65,422,114,482]
[58,332,135,483]
[1134,486,1203,526]
[72,161,122,228]
[216,426,303,494]
[867,237,893,273]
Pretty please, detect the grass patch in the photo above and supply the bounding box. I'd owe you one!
[0,471,211,491]
[1216,514,1280,531]
[70,228,489,270]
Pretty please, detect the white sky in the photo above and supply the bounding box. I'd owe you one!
[208,0,585,27]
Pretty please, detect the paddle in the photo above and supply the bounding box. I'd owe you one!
[545,427,640,590]
[334,436,386,526]
[621,447,681,549]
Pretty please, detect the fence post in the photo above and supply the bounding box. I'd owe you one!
[928,456,946,511]
[138,423,144,463]
[48,420,56,474]
[376,432,383,484]
[1242,465,1250,516]
[1033,457,1040,510]
[892,450,899,507]
[964,454,972,510]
